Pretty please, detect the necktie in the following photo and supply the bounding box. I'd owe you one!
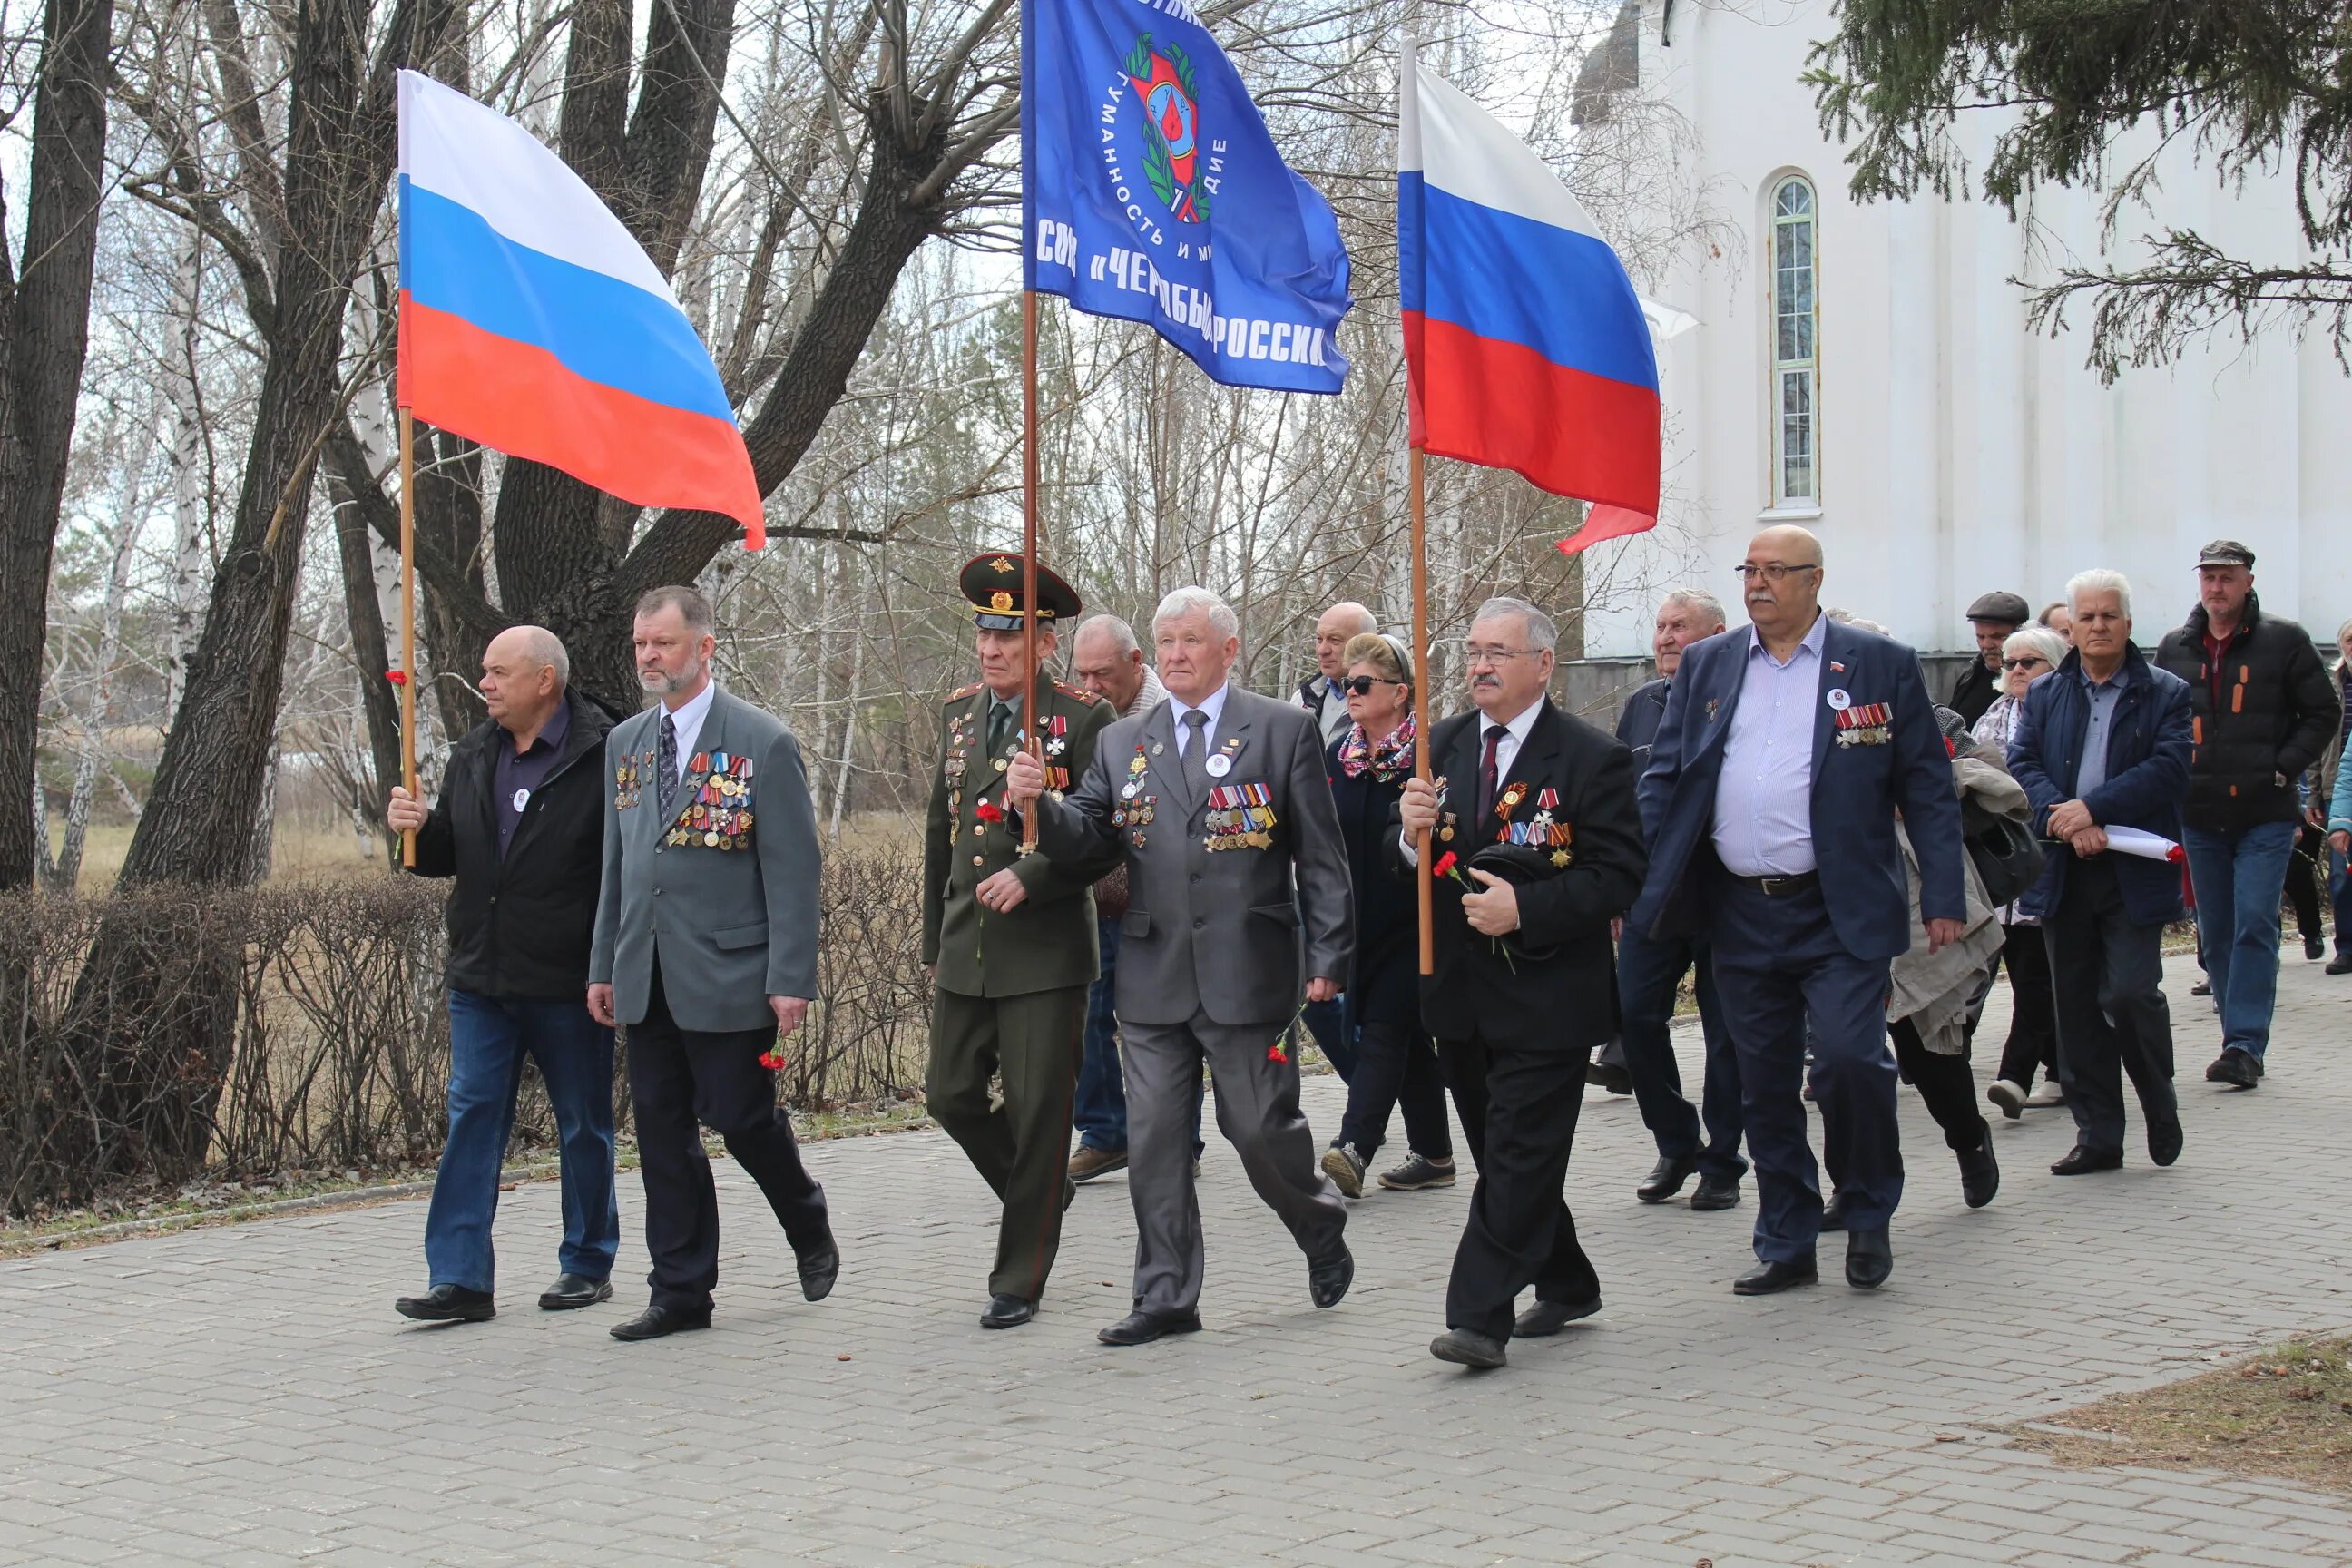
[986,699,1012,759]
[1181,709,1210,802]
[1476,723,1506,828]
[659,711,680,818]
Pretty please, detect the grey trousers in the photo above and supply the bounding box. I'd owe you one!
[1121,1008,1348,1315]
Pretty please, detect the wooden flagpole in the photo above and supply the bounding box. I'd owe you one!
[1410,446,1434,974]
[1020,290,1042,852]
[397,408,419,869]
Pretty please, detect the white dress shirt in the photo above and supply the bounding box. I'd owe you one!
[1398,696,1544,864]
[1710,615,1826,877]
[659,678,719,786]
[1167,681,1231,755]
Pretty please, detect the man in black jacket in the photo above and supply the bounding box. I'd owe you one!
[1396,597,1647,1369]
[1948,592,2030,729]
[2153,541,2341,1089]
[387,627,620,1322]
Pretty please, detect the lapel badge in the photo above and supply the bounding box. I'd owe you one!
[1826,688,1852,711]
[1829,659,1847,673]
[1705,697,1720,721]
[1205,753,1232,778]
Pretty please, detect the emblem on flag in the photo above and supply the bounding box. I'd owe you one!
[1126,34,1208,223]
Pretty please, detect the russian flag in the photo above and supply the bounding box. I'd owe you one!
[1398,48,1660,524]
[395,71,766,546]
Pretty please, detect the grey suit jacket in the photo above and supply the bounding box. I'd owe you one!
[1034,685,1352,1028]
[589,688,822,1033]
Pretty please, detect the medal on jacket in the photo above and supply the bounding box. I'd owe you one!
[512,788,530,813]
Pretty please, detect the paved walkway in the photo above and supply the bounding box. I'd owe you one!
[5,952,2351,1566]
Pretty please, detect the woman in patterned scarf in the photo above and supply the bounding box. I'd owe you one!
[1319,632,1458,1198]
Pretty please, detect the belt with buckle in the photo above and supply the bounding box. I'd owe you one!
[1727,869,1819,897]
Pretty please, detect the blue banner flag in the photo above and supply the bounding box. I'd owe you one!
[1022,0,1353,394]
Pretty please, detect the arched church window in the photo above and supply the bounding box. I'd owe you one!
[1768,174,1818,508]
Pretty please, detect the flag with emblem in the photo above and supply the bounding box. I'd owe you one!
[1023,0,1354,393]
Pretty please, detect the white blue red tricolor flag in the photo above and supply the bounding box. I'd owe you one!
[1024,0,1353,394]
[395,71,766,545]
[1398,46,1660,539]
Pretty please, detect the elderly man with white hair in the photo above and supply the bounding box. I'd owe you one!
[1011,586,1356,1346]
[2006,569,2193,1175]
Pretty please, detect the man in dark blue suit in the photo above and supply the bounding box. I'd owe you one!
[1630,526,1966,1295]
[2006,570,2192,1172]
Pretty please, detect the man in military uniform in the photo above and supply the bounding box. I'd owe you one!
[922,554,1116,1329]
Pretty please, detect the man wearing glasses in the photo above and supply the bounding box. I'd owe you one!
[1396,598,1648,1368]
[1629,527,1966,1298]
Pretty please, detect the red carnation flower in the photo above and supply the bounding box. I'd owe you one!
[385,669,409,686]
[1432,849,1458,878]
[975,799,1005,823]
[757,1050,788,1071]
[1267,1043,1289,1064]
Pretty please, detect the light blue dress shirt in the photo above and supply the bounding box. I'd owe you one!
[1711,614,1828,877]
[1166,681,1231,756]
[2074,662,2128,798]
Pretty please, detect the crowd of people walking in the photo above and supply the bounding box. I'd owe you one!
[379,529,2340,1371]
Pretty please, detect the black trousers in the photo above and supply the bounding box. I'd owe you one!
[1991,924,2059,1091]
[1337,1013,1454,1163]
[1436,1029,1597,1339]
[2288,824,2326,944]
[630,961,830,1313]
[1887,1018,1988,1154]
[2043,857,2178,1157]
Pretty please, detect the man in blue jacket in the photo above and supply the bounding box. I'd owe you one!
[1631,526,1966,1297]
[2006,570,2193,1173]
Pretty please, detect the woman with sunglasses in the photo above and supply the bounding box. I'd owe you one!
[1970,625,2071,1116]
[1318,632,1458,1197]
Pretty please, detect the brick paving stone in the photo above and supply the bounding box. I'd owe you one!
[3,951,2351,1564]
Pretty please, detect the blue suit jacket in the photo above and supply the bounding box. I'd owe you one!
[1628,618,1965,961]
[2004,643,2191,926]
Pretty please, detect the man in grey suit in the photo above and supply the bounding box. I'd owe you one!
[588,585,839,1342]
[1009,585,1356,1346]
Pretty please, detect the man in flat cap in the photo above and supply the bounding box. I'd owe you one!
[921,554,1116,1328]
[2154,540,2340,1090]
[1950,591,2031,728]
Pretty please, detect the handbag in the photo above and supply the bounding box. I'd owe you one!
[1960,800,2044,908]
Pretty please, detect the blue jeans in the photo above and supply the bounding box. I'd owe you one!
[2331,848,2352,957]
[1074,916,1204,1156]
[425,989,620,1293]
[2183,819,2298,1061]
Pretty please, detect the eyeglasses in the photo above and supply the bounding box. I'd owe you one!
[1462,644,1541,666]
[1340,675,1405,696]
[1734,563,1821,583]
[2000,656,2049,671]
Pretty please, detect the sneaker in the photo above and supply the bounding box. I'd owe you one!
[2204,1050,2259,1090]
[1068,1144,1128,1183]
[1986,1079,2028,1120]
[1377,1152,1458,1191]
[2328,952,2352,975]
[2190,977,2211,997]
[1320,1142,1367,1198]
[2025,1082,2065,1108]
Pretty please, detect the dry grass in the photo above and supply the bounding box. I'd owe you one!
[2010,1336,2352,1497]
[54,820,388,894]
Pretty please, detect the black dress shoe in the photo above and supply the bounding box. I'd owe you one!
[1845,1228,1893,1289]
[1733,1256,1818,1295]
[1308,1245,1354,1309]
[396,1284,495,1323]
[1636,1152,1697,1203]
[2050,1144,2124,1175]
[1097,1308,1202,1346]
[1957,1139,2000,1210]
[2327,952,2352,975]
[2205,1050,2259,1089]
[609,1302,712,1341]
[1430,1328,1508,1368]
[1818,1192,1847,1232]
[979,1294,1034,1329]
[2147,1118,2184,1167]
[2306,933,2327,961]
[1514,1296,1601,1337]
[796,1242,840,1303]
[1690,1174,1742,1211]
[537,1274,613,1311]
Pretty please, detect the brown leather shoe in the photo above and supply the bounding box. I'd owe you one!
[1068,1144,1128,1183]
